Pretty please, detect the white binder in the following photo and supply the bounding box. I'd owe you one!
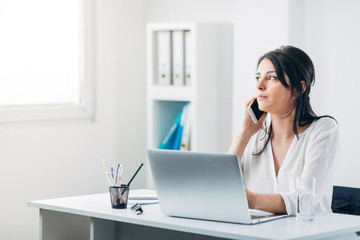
[180,102,191,150]
[184,30,192,86]
[172,30,185,86]
[157,31,172,85]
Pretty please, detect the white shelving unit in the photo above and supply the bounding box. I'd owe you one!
[146,22,233,187]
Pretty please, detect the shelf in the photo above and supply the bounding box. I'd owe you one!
[147,85,195,101]
[146,21,233,189]
[151,100,188,149]
[146,21,232,150]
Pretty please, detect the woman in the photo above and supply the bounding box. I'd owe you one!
[228,45,339,215]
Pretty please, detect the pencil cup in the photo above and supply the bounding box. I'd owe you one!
[109,185,130,209]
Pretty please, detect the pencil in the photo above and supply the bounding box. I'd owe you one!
[121,163,144,194]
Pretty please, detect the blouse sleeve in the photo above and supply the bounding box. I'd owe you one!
[280,118,340,215]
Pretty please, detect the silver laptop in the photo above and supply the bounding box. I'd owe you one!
[147,149,287,224]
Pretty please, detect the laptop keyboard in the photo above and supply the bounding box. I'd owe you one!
[251,214,267,220]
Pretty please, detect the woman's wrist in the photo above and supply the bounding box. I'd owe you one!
[227,129,252,157]
[237,128,253,141]
[246,189,257,209]
[246,190,287,214]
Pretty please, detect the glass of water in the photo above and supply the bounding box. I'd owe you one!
[296,177,316,221]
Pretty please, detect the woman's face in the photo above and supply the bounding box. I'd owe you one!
[256,58,294,116]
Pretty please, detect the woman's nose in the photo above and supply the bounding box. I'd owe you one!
[256,77,266,90]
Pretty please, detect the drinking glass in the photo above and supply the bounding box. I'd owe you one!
[296,177,316,221]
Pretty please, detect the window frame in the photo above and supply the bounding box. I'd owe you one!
[0,0,95,123]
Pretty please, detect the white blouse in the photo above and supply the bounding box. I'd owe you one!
[241,117,340,215]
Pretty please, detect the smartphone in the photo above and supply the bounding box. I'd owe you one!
[247,98,264,123]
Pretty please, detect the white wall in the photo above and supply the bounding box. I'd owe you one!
[232,0,360,188]
[0,1,233,239]
[302,0,360,188]
[0,1,147,239]
[142,0,233,22]
[232,0,291,133]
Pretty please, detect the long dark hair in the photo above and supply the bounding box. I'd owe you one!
[254,45,335,156]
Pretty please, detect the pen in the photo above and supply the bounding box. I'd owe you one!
[118,164,123,187]
[115,164,120,185]
[106,172,116,186]
[122,163,144,194]
[101,159,107,172]
[102,159,114,186]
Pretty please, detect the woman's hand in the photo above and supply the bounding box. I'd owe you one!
[228,97,267,158]
[245,187,286,214]
[245,187,255,209]
[239,97,267,138]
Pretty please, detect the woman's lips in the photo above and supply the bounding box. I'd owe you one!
[257,95,267,100]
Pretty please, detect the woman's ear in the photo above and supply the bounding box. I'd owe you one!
[301,81,306,93]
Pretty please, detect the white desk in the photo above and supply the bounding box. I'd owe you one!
[28,192,360,240]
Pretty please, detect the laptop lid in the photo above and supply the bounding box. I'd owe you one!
[147,149,254,224]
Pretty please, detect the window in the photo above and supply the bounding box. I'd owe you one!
[0,0,94,122]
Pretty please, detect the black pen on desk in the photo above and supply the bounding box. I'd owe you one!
[122,163,144,194]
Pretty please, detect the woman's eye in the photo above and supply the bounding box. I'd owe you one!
[255,76,260,82]
[268,75,278,80]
